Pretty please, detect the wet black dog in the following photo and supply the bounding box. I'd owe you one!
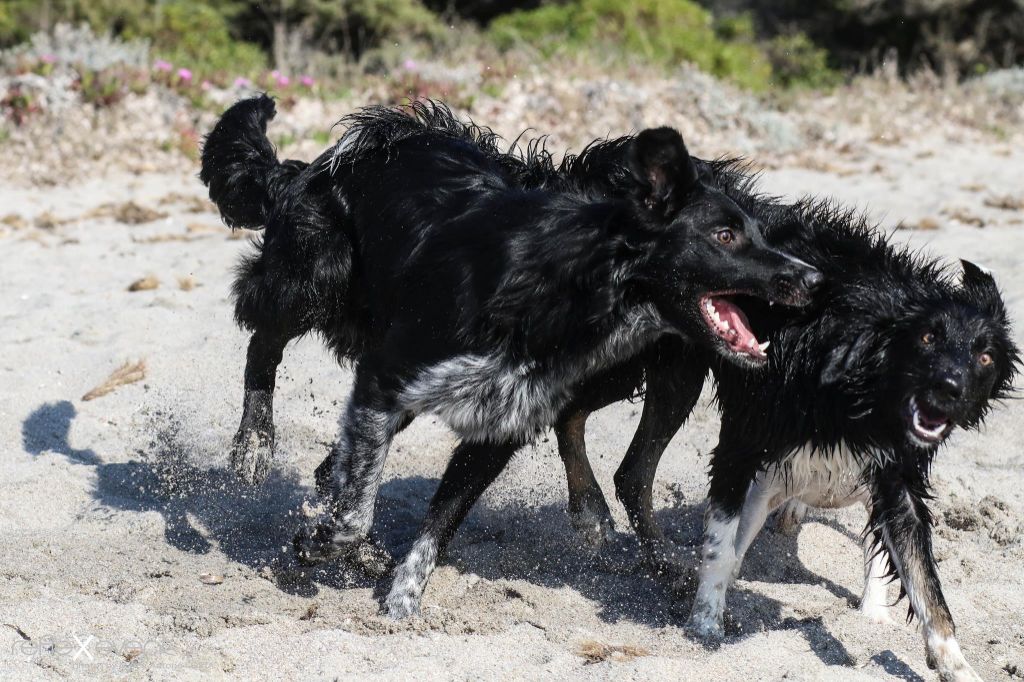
[556,198,1018,681]
[200,97,821,618]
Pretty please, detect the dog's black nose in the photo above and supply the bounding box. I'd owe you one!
[934,373,965,401]
[801,269,824,293]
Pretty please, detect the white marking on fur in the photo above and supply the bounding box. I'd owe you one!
[859,539,895,624]
[688,511,739,637]
[764,443,871,509]
[399,305,668,443]
[330,402,404,538]
[926,632,981,682]
[386,535,439,619]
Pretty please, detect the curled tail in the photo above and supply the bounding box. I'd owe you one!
[200,95,307,229]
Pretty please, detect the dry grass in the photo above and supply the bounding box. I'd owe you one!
[984,195,1024,211]
[81,360,146,401]
[127,276,159,291]
[1,214,28,230]
[177,276,196,291]
[158,192,215,213]
[942,206,986,227]
[86,201,168,225]
[576,640,649,664]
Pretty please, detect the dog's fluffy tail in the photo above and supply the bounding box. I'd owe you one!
[200,95,305,230]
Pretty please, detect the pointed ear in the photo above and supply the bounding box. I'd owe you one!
[961,259,1007,321]
[628,127,699,215]
[821,332,875,387]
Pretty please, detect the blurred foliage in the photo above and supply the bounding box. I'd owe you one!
[488,0,838,90]
[697,0,1024,76]
[3,0,1020,87]
[122,1,266,73]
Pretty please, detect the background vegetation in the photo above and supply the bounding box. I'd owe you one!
[2,0,1022,91]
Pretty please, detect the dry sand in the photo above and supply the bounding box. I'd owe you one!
[0,128,1023,681]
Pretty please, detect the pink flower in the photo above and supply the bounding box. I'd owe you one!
[271,69,281,78]
[403,58,418,71]
[201,80,212,91]
[40,54,56,64]
[177,68,193,82]
[276,75,290,86]
[233,77,252,88]
[154,59,172,72]
[300,75,315,87]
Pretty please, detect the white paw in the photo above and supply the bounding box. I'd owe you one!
[685,608,725,641]
[858,603,897,626]
[385,590,422,620]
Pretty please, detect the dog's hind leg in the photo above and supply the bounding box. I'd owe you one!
[294,369,404,570]
[231,329,290,485]
[613,349,707,575]
[870,479,980,682]
[556,355,646,547]
[385,439,519,619]
[556,409,616,547]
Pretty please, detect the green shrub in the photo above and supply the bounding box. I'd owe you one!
[764,32,840,89]
[124,0,265,74]
[489,0,773,89]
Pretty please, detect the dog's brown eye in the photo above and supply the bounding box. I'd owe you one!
[979,352,993,366]
[921,332,935,345]
[715,229,735,245]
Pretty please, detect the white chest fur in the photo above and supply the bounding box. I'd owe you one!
[760,444,871,510]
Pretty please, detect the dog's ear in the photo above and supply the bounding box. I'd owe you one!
[628,127,699,215]
[821,332,875,386]
[961,260,1007,322]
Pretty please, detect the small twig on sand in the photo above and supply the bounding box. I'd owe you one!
[127,276,159,291]
[82,360,147,401]
[3,623,30,640]
[576,640,649,664]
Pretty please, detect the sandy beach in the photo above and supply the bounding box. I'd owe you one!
[1,102,1023,681]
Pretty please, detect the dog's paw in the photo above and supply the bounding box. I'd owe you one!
[384,589,422,620]
[685,614,725,644]
[293,520,350,566]
[351,537,395,579]
[568,499,616,548]
[858,603,897,626]
[643,539,693,580]
[926,636,982,682]
[230,427,274,486]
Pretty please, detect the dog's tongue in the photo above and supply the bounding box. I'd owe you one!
[710,296,765,358]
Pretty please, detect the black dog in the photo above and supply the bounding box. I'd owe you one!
[200,97,822,618]
[554,198,1018,681]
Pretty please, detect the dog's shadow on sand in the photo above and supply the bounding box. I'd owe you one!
[23,402,922,679]
[21,400,366,585]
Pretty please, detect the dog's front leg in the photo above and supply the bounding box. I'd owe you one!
[385,440,519,619]
[871,481,981,682]
[231,330,290,485]
[859,532,897,625]
[294,370,402,572]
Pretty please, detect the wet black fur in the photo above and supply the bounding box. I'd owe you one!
[200,97,822,617]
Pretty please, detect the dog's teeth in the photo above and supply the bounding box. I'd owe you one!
[759,341,770,352]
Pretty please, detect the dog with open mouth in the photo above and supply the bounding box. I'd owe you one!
[555,197,1019,682]
[200,97,822,619]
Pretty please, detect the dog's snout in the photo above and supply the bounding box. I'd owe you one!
[933,372,965,401]
[800,269,824,294]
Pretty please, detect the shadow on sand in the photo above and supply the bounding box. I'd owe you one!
[23,399,923,678]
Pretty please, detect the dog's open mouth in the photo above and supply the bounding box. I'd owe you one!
[906,396,952,444]
[701,294,770,363]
